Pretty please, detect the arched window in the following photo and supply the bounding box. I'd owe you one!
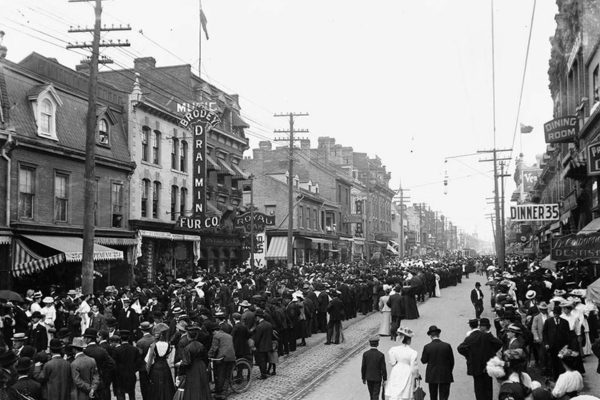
[141,127,150,162]
[171,185,178,221]
[153,181,161,218]
[98,119,109,145]
[141,179,150,217]
[40,99,53,135]
[180,141,188,172]
[171,138,179,170]
[180,187,188,217]
[152,130,161,164]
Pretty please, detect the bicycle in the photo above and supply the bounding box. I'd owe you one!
[208,356,254,394]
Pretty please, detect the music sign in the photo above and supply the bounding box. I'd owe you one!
[509,204,559,222]
[176,105,221,230]
[544,116,579,143]
[587,142,600,176]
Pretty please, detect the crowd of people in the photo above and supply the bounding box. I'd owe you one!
[0,255,598,400]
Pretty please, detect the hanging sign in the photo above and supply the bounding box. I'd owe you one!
[234,212,276,232]
[177,105,221,230]
[509,204,559,221]
[551,233,600,261]
[544,116,579,143]
[587,142,600,176]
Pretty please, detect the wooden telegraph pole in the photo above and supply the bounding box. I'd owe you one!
[274,113,308,270]
[67,0,130,294]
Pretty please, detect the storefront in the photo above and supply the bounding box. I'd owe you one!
[353,238,365,260]
[198,234,243,273]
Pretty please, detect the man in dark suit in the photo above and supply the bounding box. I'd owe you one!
[28,311,48,352]
[12,357,42,399]
[116,297,139,341]
[471,282,484,319]
[252,309,272,380]
[89,304,108,333]
[316,285,329,333]
[457,317,502,400]
[421,325,454,400]
[231,313,251,362]
[70,337,100,400]
[33,338,72,400]
[361,336,387,400]
[12,332,36,359]
[325,290,344,345]
[208,322,236,399]
[135,322,155,400]
[112,330,143,400]
[82,328,115,400]
[542,306,571,380]
[387,287,404,341]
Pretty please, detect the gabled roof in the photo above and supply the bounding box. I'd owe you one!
[26,83,63,107]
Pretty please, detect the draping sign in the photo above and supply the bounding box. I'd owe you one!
[509,204,559,221]
[177,105,221,230]
[544,116,579,143]
[234,212,276,232]
[522,169,541,193]
[587,142,600,176]
[551,233,600,261]
[246,232,266,269]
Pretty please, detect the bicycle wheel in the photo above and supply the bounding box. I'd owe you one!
[230,358,253,393]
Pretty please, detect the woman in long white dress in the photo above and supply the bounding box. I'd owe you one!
[378,287,392,336]
[434,273,441,298]
[385,326,420,400]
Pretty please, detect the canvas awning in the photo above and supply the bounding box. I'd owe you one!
[231,163,250,179]
[0,236,11,245]
[578,218,600,235]
[540,255,557,272]
[265,236,290,260]
[307,237,331,245]
[206,155,221,171]
[217,159,236,176]
[12,239,65,277]
[22,235,123,262]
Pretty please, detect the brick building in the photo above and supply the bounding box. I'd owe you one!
[99,57,251,279]
[0,52,137,290]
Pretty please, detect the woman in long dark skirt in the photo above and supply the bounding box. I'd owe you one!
[146,323,176,400]
[178,325,212,400]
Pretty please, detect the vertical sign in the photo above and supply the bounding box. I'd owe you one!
[177,105,221,229]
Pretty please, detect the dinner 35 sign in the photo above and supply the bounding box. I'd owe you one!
[177,105,221,230]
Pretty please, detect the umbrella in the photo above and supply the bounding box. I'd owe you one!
[587,278,600,304]
[0,290,24,303]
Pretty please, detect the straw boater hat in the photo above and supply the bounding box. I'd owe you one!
[397,326,414,338]
[525,290,536,300]
[537,301,549,310]
[42,296,54,304]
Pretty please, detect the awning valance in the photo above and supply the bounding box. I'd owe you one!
[95,237,138,246]
[231,163,250,179]
[0,236,11,245]
[206,155,221,171]
[217,159,236,176]
[579,218,600,235]
[22,235,123,262]
[375,240,388,246]
[307,237,331,245]
[265,236,290,260]
[12,239,65,277]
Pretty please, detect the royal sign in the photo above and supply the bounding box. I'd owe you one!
[544,116,579,143]
[587,142,600,176]
[509,204,559,222]
[234,212,276,232]
[551,233,600,262]
[177,105,221,229]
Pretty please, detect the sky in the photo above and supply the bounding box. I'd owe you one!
[1,0,560,243]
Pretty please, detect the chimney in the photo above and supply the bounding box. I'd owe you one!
[0,30,6,60]
[259,141,272,151]
[76,62,90,75]
[134,57,156,70]
[253,148,264,161]
[300,139,311,149]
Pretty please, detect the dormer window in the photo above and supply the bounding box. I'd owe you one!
[98,119,109,145]
[28,84,63,141]
[40,100,53,135]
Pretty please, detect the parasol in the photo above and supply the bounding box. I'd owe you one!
[0,290,24,303]
[587,278,600,304]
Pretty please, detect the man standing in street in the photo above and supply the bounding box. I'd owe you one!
[252,309,272,380]
[387,287,403,341]
[361,336,387,400]
[542,305,571,380]
[457,317,502,400]
[33,338,72,400]
[135,322,155,400]
[420,325,454,400]
[70,337,100,400]
[470,282,484,319]
[325,290,344,345]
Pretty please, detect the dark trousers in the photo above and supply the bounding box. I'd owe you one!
[474,303,484,319]
[366,380,382,400]
[428,382,451,400]
[139,371,150,400]
[326,320,342,344]
[390,316,401,340]
[549,349,565,380]
[115,385,136,400]
[254,351,268,376]
[473,373,493,400]
[288,327,297,351]
[214,360,235,394]
[317,312,327,333]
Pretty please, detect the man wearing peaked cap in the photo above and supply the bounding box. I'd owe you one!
[361,336,387,400]
[421,325,454,400]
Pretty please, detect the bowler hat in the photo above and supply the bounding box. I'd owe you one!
[479,318,491,328]
[15,357,33,373]
[427,325,441,336]
[255,309,265,318]
[49,338,64,351]
[30,311,43,319]
[0,350,17,368]
[83,328,98,338]
[139,321,153,331]
[56,328,70,340]
[107,318,118,328]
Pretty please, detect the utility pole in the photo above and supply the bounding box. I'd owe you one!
[397,182,410,258]
[478,148,511,270]
[274,112,308,270]
[486,213,497,255]
[499,161,510,267]
[68,0,130,295]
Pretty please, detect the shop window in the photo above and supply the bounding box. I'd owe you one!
[171,137,179,170]
[153,181,161,218]
[141,179,150,218]
[141,127,150,162]
[152,130,161,164]
[98,118,109,145]
[112,182,123,227]
[54,173,69,222]
[180,141,188,172]
[180,187,187,217]
[19,166,35,220]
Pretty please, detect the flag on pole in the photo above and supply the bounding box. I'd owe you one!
[200,1,209,40]
[520,123,533,134]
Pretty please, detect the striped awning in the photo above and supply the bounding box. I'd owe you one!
[22,235,123,262]
[265,236,291,260]
[12,239,65,277]
[0,236,11,245]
